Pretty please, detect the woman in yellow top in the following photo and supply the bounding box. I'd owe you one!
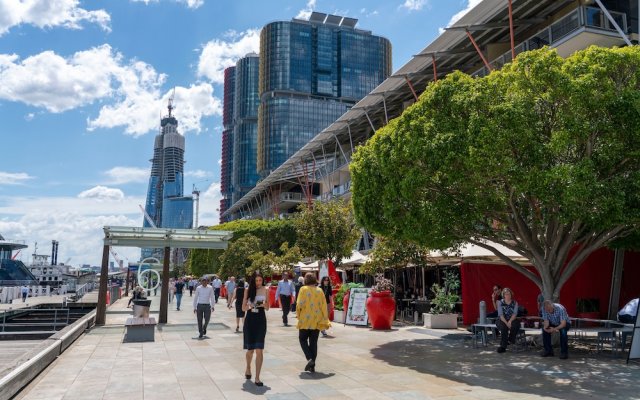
[296,272,331,373]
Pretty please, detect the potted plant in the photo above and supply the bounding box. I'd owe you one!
[335,282,364,323]
[424,270,460,329]
[366,274,396,330]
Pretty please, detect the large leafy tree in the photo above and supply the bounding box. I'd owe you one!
[219,234,262,279]
[360,236,432,275]
[351,46,640,300]
[293,199,361,268]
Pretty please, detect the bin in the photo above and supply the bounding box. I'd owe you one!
[132,299,152,318]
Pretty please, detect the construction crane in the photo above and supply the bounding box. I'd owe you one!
[11,249,21,260]
[168,87,176,117]
[139,204,157,228]
[109,247,127,269]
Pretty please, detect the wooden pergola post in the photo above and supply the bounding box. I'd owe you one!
[159,246,170,324]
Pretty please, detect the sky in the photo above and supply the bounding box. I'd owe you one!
[0,0,480,267]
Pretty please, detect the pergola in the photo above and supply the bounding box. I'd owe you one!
[96,226,233,325]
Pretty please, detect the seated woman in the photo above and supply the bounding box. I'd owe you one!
[496,287,520,353]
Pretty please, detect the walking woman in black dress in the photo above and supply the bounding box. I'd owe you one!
[231,279,245,332]
[242,272,269,386]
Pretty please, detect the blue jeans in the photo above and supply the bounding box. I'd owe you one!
[543,323,570,355]
[176,293,183,310]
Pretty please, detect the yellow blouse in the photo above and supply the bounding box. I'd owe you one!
[296,285,331,330]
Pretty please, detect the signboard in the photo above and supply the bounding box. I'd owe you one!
[627,307,640,364]
[345,287,371,326]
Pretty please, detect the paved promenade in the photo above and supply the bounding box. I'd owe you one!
[14,292,640,400]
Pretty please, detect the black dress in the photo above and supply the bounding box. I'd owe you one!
[235,287,245,318]
[243,292,267,350]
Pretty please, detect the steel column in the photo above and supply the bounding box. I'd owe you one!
[159,246,170,323]
[404,76,419,101]
[432,55,438,82]
[382,95,389,124]
[608,249,625,319]
[508,0,516,60]
[364,109,376,132]
[333,134,349,163]
[466,30,493,71]
[594,0,632,46]
[95,244,110,325]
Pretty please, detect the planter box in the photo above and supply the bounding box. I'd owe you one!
[333,310,344,324]
[423,313,458,329]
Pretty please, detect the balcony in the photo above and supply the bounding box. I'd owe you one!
[473,6,629,77]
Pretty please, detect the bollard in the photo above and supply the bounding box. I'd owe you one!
[479,300,487,324]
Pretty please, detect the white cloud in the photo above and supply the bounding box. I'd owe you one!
[296,0,317,20]
[401,0,427,11]
[197,29,261,84]
[130,0,204,9]
[198,182,222,226]
[104,167,149,184]
[0,171,34,185]
[0,44,221,136]
[185,170,211,179]
[217,159,222,166]
[0,0,110,37]
[447,0,482,26]
[78,186,125,201]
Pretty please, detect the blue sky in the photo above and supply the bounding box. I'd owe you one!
[0,0,479,266]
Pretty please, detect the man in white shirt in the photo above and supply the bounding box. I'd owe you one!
[225,276,236,309]
[212,275,223,303]
[193,278,215,339]
[275,271,295,326]
[618,298,638,324]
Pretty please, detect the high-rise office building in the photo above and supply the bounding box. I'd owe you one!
[232,53,260,204]
[220,67,236,223]
[142,101,193,259]
[257,12,392,177]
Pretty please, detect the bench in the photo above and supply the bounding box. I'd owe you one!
[471,323,531,352]
[124,317,156,342]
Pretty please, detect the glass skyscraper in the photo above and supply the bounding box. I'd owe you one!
[232,53,260,204]
[220,66,236,223]
[257,12,392,177]
[142,103,193,259]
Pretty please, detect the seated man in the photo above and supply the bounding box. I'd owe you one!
[617,298,638,324]
[541,300,571,359]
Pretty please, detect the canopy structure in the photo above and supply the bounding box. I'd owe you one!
[429,241,530,265]
[96,226,233,325]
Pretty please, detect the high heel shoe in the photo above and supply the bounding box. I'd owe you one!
[245,372,251,379]
[255,380,263,387]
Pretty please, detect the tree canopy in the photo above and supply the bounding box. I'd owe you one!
[359,236,432,275]
[293,199,361,267]
[351,46,640,300]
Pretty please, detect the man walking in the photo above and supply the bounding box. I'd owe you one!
[21,285,29,302]
[188,278,196,296]
[193,278,215,339]
[174,278,185,311]
[225,276,236,308]
[275,271,295,326]
[212,275,222,303]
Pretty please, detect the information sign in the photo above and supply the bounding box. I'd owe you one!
[345,287,371,326]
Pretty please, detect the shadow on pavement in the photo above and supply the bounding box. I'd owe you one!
[370,336,640,399]
[298,372,335,380]
[241,380,270,395]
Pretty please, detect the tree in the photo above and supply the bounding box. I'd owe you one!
[359,236,432,275]
[186,249,221,277]
[293,199,361,268]
[350,46,640,301]
[219,234,262,279]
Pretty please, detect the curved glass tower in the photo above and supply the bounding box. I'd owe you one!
[257,13,392,177]
[220,66,236,222]
[232,54,261,204]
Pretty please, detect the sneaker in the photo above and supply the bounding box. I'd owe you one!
[559,353,568,360]
[540,351,554,357]
[203,329,207,336]
[497,347,506,353]
[198,334,203,339]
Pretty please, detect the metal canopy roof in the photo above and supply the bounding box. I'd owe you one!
[103,227,233,249]
[224,0,571,217]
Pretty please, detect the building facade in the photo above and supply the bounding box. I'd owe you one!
[257,12,392,178]
[219,67,236,223]
[142,103,193,259]
[232,53,261,205]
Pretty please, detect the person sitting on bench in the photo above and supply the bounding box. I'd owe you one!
[541,300,571,360]
[496,288,520,353]
[617,298,638,324]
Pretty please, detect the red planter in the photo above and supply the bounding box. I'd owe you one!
[366,291,396,330]
[268,285,279,308]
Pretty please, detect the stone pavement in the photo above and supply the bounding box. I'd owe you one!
[14,291,640,400]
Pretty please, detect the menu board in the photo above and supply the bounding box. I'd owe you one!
[345,287,371,326]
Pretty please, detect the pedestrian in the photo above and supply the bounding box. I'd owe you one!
[292,276,303,313]
[225,276,236,308]
[188,278,195,297]
[21,285,29,302]
[296,273,330,373]
[212,275,222,303]
[193,278,215,339]
[231,278,245,332]
[174,278,185,311]
[242,271,269,386]
[541,300,571,359]
[319,276,333,337]
[275,271,295,326]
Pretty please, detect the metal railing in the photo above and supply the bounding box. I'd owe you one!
[1,308,70,332]
[472,6,628,77]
